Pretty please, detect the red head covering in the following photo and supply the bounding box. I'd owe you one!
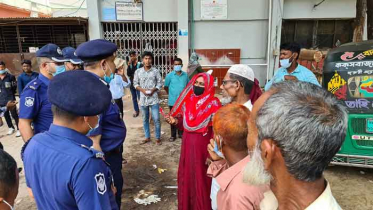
[170,73,222,134]
[249,78,262,104]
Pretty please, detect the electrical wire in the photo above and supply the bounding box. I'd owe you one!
[313,0,327,9]
[51,0,84,13]
[62,0,86,17]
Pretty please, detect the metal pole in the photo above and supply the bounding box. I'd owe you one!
[266,0,273,84]
[15,24,23,54]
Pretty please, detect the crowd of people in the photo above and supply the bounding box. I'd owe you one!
[0,40,348,210]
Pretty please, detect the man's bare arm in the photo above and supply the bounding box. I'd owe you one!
[19,118,34,142]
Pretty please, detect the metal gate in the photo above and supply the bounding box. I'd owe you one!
[103,22,178,77]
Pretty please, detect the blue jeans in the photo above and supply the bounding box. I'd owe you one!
[141,104,161,139]
[130,85,140,113]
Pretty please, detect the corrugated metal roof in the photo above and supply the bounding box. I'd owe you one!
[0,17,87,21]
[0,17,88,26]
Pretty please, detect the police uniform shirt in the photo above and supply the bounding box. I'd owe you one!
[23,125,118,210]
[87,73,126,153]
[19,74,53,134]
[0,72,17,106]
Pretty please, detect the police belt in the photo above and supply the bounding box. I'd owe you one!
[104,147,121,157]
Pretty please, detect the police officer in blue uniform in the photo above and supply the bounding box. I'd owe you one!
[62,46,83,71]
[23,70,118,210]
[18,43,66,142]
[76,39,126,208]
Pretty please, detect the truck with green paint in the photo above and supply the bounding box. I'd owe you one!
[323,40,373,168]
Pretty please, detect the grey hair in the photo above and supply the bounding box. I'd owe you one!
[83,60,101,68]
[229,73,254,95]
[257,81,348,182]
[37,57,52,67]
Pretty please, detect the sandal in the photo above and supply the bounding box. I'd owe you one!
[156,139,162,145]
[169,137,176,142]
[133,111,139,118]
[140,138,151,145]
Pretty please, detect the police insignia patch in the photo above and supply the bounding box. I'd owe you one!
[25,97,34,107]
[57,47,63,55]
[95,173,107,195]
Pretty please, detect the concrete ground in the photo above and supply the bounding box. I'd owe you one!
[1,96,373,210]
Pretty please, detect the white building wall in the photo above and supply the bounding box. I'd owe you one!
[284,0,356,19]
[88,0,358,85]
[50,0,87,17]
[1,0,51,15]
[100,0,177,22]
[192,0,270,84]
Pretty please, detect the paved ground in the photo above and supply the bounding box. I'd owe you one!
[2,97,373,210]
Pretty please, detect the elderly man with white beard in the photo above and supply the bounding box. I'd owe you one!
[244,81,347,210]
[220,64,262,109]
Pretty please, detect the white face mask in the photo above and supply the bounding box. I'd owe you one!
[2,199,15,210]
[280,54,294,69]
[86,115,100,135]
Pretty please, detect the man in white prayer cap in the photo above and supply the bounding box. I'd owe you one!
[219,64,261,110]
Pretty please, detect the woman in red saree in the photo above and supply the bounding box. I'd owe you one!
[166,73,221,210]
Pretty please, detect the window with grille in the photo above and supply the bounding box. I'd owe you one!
[103,22,178,78]
[281,19,354,50]
[0,24,88,53]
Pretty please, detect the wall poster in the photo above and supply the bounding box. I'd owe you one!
[201,0,228,20]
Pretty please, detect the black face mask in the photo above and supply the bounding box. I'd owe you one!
[193,85,205,96]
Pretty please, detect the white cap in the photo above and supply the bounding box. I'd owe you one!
[227,64,255,82]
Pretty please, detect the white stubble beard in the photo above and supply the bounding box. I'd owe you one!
[220,90,233,105]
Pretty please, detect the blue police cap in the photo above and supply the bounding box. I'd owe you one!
[62,47,83,65]
[48,70,111,116]
[36,43,66,62]
[75,39,117,62]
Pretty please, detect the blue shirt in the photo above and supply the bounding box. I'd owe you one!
[164,71,189,106]
[87,73,127,152]
[19,74,53,134]
[109,74,131,100]
[23,125,118,210]
[264,64,321,91]
[17,72,39,94]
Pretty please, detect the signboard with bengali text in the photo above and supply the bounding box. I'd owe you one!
[323,43,373,114]
[116,2,143,21]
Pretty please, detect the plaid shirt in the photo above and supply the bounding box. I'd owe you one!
[133,67,163,106]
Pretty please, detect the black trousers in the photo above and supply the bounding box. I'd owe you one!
[4,107,19,130]
[114,98,124,119]
[105,150,123,209]
[169,106,183,138]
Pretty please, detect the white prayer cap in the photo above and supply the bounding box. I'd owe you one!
[227,64,255,82]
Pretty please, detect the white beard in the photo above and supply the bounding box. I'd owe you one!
[243,145,273,186]
[220,96,233,106]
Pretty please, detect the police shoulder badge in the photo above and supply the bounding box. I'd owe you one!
[25,97,34,107]
[95,173,107,195]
